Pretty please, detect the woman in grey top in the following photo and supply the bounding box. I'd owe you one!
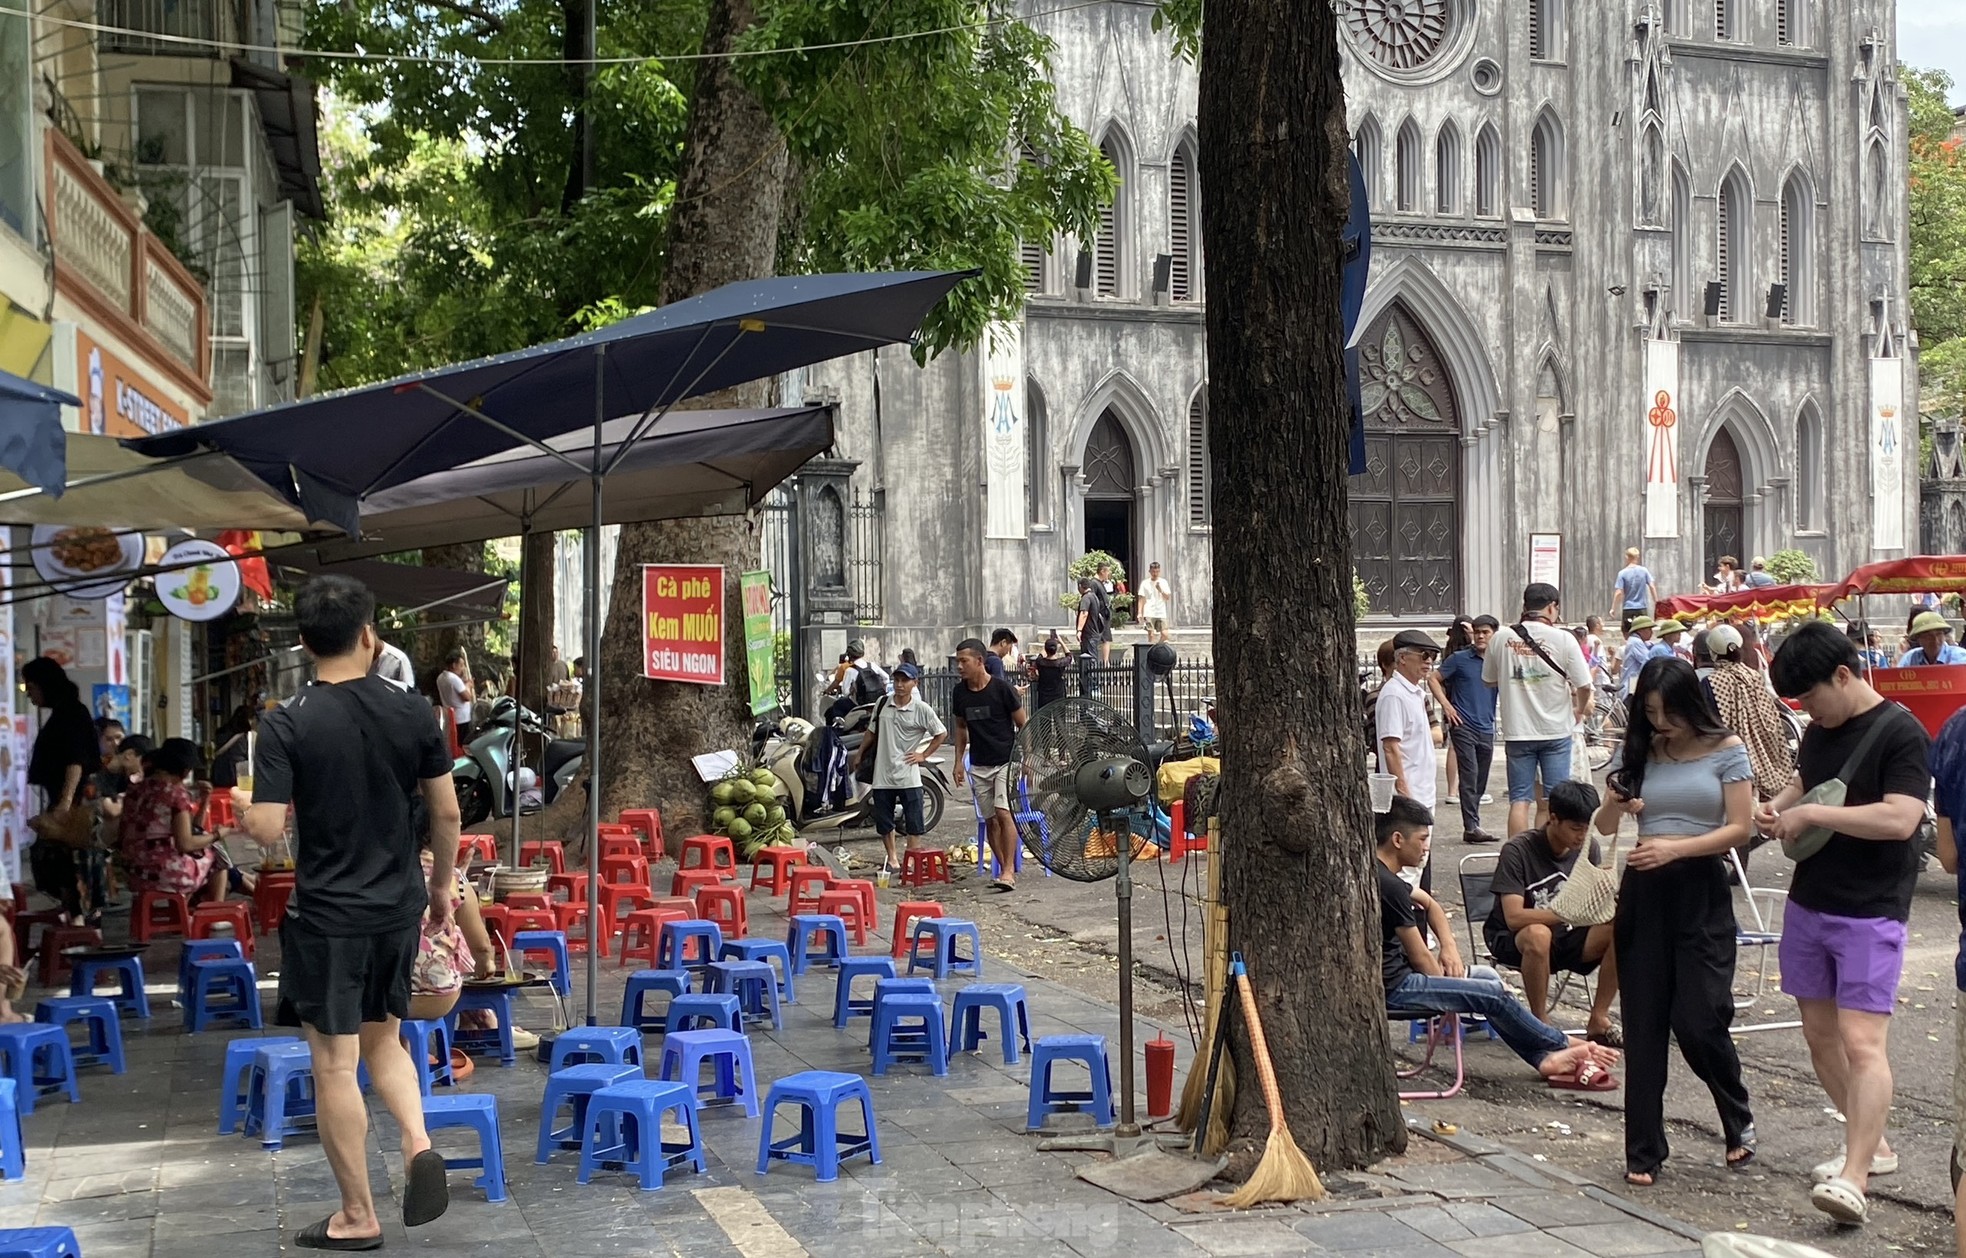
[1594,656,1756,1185]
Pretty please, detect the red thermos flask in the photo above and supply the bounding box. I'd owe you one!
[1145,1034,1175,1119]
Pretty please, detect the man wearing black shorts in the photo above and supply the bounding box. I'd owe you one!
[238,576,461,1249]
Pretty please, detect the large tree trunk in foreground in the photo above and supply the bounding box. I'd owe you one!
[411,542,490,693]
[593,0,787,830]
[516,530,558,716]
[1201,0,1405,1170]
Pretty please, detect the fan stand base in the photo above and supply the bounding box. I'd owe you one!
[1058,1134,1230,1203]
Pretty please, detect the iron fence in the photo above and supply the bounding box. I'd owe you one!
[848,488,883,623]
[916,657,1216,740]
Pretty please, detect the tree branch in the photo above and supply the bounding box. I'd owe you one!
[421,0,506,35]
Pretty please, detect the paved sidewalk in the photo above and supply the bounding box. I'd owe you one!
[17,878,1719,1258]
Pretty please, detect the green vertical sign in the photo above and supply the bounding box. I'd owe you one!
[740,571,778,715]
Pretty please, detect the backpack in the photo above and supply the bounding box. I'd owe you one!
[851,663,889,708]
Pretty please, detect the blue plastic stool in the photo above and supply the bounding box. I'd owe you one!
[218,1035,301,1134]
[622,969,691,1033]
[870,992,948,1077]
[0,1080,22,1180]
[537,1063,641,1163]
[399,1017,455,1094]
[0,1228,80,1257]
[423,1093,508,1202]
[69,954,149,1019]
[185,957,262,1032]
[244,1042,317,1149]
[664,993,740,1034]
[577,1079,705,1189]
[509,929,572,997]
[549,1025,644,1073]
[718,938,795,1003]
[906,918,982,979]
[865,978,935,1047]
[657,1028,758,1116]
[949,983,1033,1064]
[706,960,781,1030]
[755,1071,880,1182]
[657,920,723,973]
[33,997,124,1074]
[176,939,243,998]
[0,1026,78,1115]
[787,914,848,975]
[1027,1034,1114,1130]
[832,957,897,1028]
[449,985,518,1066]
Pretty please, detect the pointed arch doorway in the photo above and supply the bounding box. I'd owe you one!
[1083,409,1137,579]
[1350,303,1462,615]
[1703,427,1745,580]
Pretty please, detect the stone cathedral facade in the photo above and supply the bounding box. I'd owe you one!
[792,0,1916,660]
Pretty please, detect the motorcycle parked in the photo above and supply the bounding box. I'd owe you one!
[454,697,586,828]
[751,702,951,835]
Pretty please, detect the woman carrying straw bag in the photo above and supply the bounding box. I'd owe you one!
[1595,657,1757,1187]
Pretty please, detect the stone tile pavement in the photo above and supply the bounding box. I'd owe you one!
[12,883,1718,1257]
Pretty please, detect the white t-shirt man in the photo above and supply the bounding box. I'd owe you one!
[1141,575,1171,624]
[1483,620,1592,743]
[370,641,415,691]
[437,667,473,731]
[1374,670,1436,811]
[870,693,948,790]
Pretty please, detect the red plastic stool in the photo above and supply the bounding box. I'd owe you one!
[672,868,724,899]
[694,887,749,940]
[547,872,589,903]
[190,902,256,958]
[827,877,876,924]
[901,849,951,887]
[202,791,237,831]
[649,896,696,917]
[506,908,557,935]
[1166,799,1207,860]
[132,889,191,943]
[12,909,61,958]
[504,893,554,914]
[815,890,867,945]
[618,808,665,860]
[477,903,511,949]
[554,901,604,956]
[789,867,832,915]
[890,901,946,959]
[253,872,296,932]
[599,836,642,863]
[750,845,807,894]
[600,854,650,889]
[519,841,566,873]
[459,835,499,865]
[599,884,655,940]
[39,925,101,986]
[618,907,691,968]
[678,835,737,879]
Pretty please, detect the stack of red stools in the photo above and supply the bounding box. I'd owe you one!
[815,889,866,944]
[788,867,832,915]
[617,808,665,862]
[694,886,748,939]
[619,906,692,967]
[600,855,650,889]
[254,871,297,932]
[750,846,808,894]
[39,925,100,986]
[519,841,566,873]
[189,901,256,958]
[678,835,737,882]
[132,889,191,943]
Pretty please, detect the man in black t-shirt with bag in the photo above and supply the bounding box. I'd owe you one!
[952,637,1027,892]
[237,577,463,1250]
[1762,621,1932,1228]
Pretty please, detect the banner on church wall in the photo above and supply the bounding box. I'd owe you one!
[1643,339,1680,539]
[982,321,1027,540]
[1870,357,1905,552]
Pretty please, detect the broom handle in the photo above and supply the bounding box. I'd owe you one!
[1231,955,1290,1136]
[1191,983,1235,1156]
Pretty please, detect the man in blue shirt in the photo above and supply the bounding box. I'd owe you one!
[1621,615,1658,695]
[1898,611,1966,667]
[1926,708,1966,1248]
[1746,557,1778,588]
[1432,614,1500,843]
[1608,547,1656,634]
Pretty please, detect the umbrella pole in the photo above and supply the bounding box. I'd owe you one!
[584,346,606,1025]
[508,508,530,872]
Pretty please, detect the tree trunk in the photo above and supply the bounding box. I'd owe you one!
[1200,0,1405,1170]
[407,543,491,693]
[592,0,787,830]
[517,530,558,715]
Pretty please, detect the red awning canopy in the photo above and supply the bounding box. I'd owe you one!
[1819,556,1966,603]
[1655,583,1835,621]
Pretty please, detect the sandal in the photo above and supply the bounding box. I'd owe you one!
[1586,1026,1625,1050]
[295,1217,383,1251]
[1813,1151,1897,1183]
[401,1148,449,1228]
[1547,1060,1618,1092]
[1727,1125,1756,1171]
[1624,1168,1661,1187]
[1810,1176,1868,1226]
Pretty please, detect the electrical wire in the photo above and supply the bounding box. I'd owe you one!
[5,0,1111,69]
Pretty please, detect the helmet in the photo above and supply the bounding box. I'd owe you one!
[1706,623,1744,657]
[847,638,866,658]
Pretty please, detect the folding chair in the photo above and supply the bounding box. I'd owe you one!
[1456,852,1588,1023]
[1727,847,1799,1033]
[1388,1009,1464,1100]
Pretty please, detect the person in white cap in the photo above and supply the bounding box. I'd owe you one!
[1898,611,1966,667]
[1707,624,1796,802]
[1745,557,1777,589]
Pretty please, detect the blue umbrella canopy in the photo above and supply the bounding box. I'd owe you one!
[0,369,80,495]
[128,271,966,532]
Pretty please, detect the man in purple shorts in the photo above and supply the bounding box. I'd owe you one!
[1762,621,1931,1227]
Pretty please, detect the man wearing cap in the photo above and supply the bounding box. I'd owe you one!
[1746,557,1777,589]
[1898,612,1966,667]
[1621,616,1658,696]
[849,661,947,874]
[1484,584,1595,838]
[1434,615,1500,843]
[1377,629,1441,889]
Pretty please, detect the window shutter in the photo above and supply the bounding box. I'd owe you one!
[1187,393,1208,526]
[1170,149,1193,301]
[1716,187,1732,320]
[258,201,296,400]
[1714,0,1730,40]
[1529,0,1545,59]
[1776,0,1790,45]
[1778,195,1792,322]
[1021,236,1045,294]
[1528,140,1542,218]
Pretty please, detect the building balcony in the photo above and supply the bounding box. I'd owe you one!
[44,127,211,404]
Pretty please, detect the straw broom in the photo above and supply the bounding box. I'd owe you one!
[1177,820,1235,1154]
[1218,952,1326,1207]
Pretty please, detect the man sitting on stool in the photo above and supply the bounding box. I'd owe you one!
[1484,780,1622,1045]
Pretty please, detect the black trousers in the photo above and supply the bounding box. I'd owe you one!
[1613,856,1754,1174]
[1448,723,1494,833]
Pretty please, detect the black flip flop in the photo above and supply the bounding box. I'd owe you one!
[401,1148,450,1228]
[1587,1026,1626,1050]
[988,880,1015,894]
[295,1217,383,1251]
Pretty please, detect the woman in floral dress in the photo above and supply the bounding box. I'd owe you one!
[118,739,221,900]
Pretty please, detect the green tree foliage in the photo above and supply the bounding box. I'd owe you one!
[1765,548,1819,585]
[1908,67,1966,415]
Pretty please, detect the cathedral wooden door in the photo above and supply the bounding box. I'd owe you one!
[1702,427,1745,583]
[1349,304,1461,616]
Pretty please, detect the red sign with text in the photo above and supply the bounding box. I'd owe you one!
[1869,666,1966,737]
[642,565,725,684]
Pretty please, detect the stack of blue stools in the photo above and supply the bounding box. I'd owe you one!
[756,1071,880,1183]
[832,957,896,1028]
[657,1029,757,1116]
[870,986,947,1077]
[1027,1034,1115,1130]
[69,953,148,1019]
[622,969,690,1033]
[218,1035,300,1134]
[538,1064,640,1163]
[664,993,740,1034]
[906,918,983,979]
[184,954,262,1032]
[718,938,795,1003]
[0,1080,25,1181]
[423,1093,507,1202]
[399,1017,455,1094]
[706,960,781,1030]
[0,1025,78,1114]
[549,1026,643,1073]
[449,986,519,1066]
[949,983,1032,1064]
[509,929,572,997]
[577,1079,704,1190]
[0,1228,80,1257]
[34,997,124,1074]
[244,1042,318,1149]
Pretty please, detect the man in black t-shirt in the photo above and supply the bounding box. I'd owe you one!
[237,576,462,1248]
[1764,621,1932,1226]
[952,637,1027,892]
[1484,780,1620,1041]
